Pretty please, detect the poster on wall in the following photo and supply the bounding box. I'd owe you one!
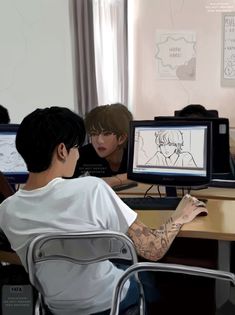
[221,13,235,86]
[155,30,196,80]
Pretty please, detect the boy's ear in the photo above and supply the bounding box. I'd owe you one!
[117,133,128,146]
[57,143,68,161]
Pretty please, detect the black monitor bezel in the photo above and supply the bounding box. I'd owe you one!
[127,120,212,187]
[154,116,230,176]
[0,124,28,184]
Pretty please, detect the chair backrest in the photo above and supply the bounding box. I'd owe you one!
[26,230,139,301]
[110,262,235,315]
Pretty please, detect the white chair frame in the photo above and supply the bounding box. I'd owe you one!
[26,231,145,315]
[110,261,235,315]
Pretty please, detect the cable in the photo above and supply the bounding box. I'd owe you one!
[157,185,162,198]
[144,184,154,198]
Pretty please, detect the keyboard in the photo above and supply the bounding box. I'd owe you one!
[112,182,138,192]
[209,179,235,188]
[121,197,183,210]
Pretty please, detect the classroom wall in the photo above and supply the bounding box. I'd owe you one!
[0,0,75,123]
[1,0,235,128]
[129,0,235,127]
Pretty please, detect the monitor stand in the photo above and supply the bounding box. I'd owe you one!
[165,186,178,198]
[165,186,207,205]
[162,186,182,207]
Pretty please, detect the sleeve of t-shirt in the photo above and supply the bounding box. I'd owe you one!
[90,179,137,233]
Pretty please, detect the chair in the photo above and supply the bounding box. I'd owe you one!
[26,231,145,315]
[110,262,235,315]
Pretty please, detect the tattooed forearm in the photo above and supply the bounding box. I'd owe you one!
[127,194,208,261]
[127,219,182,261]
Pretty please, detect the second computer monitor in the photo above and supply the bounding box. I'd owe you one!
[0,124,28,184]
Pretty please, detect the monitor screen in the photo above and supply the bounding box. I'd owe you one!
[127,120,212,188]
[155,116,230,177]
[0,124,28,184]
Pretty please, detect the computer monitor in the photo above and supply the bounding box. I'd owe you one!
[154,116,230,178]
[127,120,212,194]
[0,124,28,184]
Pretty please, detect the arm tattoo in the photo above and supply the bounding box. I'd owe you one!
[127,218,182,261]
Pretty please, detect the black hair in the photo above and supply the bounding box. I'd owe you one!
[0,105,10,123]
[176,104,218,118]
[16,106,85,172]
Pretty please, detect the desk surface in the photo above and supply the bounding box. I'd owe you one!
[136,199,235,241]
[118,183,235,200]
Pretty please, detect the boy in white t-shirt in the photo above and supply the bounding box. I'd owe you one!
[0,107,208,315]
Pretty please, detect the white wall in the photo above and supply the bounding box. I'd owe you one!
[0,0,75,123]
[1,0,235,128]
[129,0,235,127]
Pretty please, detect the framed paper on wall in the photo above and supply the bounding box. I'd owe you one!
[221,12,235,86]
[155,30,196,80]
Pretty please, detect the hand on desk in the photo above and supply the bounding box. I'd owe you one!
[127,194,208,262]
[171,194,208,225]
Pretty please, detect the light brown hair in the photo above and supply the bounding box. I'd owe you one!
[85,103,133,138]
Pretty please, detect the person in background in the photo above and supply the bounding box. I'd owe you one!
[0,106,208,315]
[175,104,218,118]
[73,103,134,187]
[0,104,10,124]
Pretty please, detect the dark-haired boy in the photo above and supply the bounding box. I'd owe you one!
[0,106,207,315]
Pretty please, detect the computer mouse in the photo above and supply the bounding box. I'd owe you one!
[197,209,208,217]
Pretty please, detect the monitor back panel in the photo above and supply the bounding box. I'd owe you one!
[154,116,230,176]
[211,118,230,175]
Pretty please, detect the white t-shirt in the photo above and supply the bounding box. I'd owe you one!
[0,177,137,315]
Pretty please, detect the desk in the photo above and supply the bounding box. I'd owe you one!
[118,185,235,307]
[136,199,235,240]
[118,182,235,201]
[135,199,235,308]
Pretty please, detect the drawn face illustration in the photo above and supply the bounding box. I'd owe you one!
[156,130,183,158]
[0,142,20,170]
[159,142,177,158]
